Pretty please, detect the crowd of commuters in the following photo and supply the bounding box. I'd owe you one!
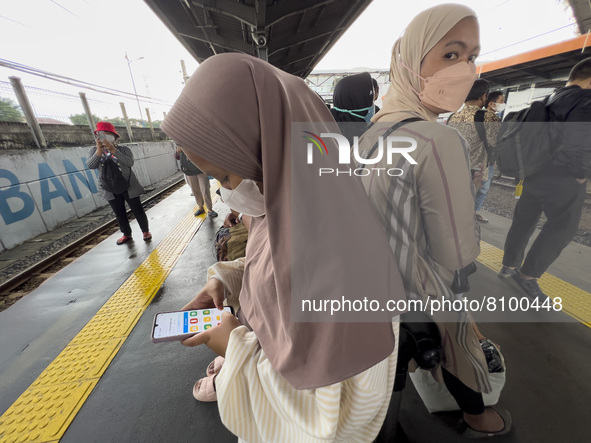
[149,2,590,442]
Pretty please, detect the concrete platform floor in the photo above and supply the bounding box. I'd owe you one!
[0,192,590,442]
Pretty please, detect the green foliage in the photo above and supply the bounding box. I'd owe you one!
[69,113,101,125]
[0,97,24,122]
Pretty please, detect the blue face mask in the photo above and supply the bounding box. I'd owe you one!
[332,105,375,123]
[364,105,375,123]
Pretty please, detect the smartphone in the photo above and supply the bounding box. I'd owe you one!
[96,131,106,141]
[151,307,234,343]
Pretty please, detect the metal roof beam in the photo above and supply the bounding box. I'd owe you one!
[266,0,337,28]
[178,31,253,53]
[268,26,343,57]
[191,0,256,27]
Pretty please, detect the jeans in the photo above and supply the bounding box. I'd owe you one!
[474,165,495,212]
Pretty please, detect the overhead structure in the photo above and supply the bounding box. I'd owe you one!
[478,34,591,89]
[144,0,372,78]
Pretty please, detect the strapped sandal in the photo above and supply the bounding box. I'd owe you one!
[458,407,512,439]
[193,374,217,402]
[206,356,225,377]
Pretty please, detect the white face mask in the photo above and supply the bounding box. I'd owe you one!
[219,179,265,217]
[492,103,506,113]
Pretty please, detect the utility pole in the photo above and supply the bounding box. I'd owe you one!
[125,52,145,123]
[180,60,190,84]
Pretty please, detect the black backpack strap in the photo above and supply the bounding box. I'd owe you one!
[474,110,494,164]
[446,113,455,125]
[365,117,423,160]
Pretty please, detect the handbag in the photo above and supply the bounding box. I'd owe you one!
[409,339,506,413]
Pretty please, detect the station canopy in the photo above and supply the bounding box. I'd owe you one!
[144,0,372,78]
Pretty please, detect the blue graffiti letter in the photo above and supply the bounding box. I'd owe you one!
[0,169,35,225]
[63,158,97,199]
[39,163,72,211]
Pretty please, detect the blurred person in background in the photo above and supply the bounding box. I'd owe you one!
[87,122,151,245]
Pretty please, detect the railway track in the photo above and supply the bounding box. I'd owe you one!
[0,178,185,311]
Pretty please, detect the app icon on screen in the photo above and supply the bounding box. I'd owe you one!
[204,317,211,322]
[203,310,211,315]
[190,311,198,317]
[190,318,198,324]
[190,326,198,332]
[204,324,212,330]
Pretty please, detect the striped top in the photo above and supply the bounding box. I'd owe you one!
[87,144,144,200]
[359,120,491,394]
[208,259,399,442]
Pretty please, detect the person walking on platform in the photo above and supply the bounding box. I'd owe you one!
[176,146,218,218]
[87,122,151,245]
[499,58,591,299]
[448,79,502,223]
[162,52,407,442]
[359,4,511,438]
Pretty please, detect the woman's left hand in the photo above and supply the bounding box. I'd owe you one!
[181,312,240,357]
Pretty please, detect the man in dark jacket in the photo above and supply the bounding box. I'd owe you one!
[498,57,591,299]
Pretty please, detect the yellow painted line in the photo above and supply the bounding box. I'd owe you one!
[0,187,218,443]
[478,241,591,328]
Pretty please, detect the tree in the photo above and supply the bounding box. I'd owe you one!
[70,113,101,125]
[0,97,24,122]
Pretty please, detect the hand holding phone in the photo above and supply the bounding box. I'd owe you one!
[181,311,241,357]
[151,307,234,343]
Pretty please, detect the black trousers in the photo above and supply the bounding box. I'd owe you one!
[442,368,485,415]
[502,175,586,278]
[108,192,149,236]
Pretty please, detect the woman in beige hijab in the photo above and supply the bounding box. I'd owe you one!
[162,53,407,442]
[358,4,511,438]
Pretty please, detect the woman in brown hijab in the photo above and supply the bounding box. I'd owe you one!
[358,4,511,438]
[162,53,407,442]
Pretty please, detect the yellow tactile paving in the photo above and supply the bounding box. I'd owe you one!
[0,186,219,442]
[478,241,591,328]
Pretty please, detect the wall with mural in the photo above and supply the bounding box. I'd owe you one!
[0,141,178,252]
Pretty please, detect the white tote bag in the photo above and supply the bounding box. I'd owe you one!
[409,342,506,413]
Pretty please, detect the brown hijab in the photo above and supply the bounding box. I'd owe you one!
[373,3,477,124]
[162,53,406,389]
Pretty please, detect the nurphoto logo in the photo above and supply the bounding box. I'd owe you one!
[302,130,418,177]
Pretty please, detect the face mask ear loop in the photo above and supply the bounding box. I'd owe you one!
[398,55,423,97]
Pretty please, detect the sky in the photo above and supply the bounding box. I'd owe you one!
[0,0,580,121]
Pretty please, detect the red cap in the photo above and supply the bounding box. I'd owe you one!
[94,121,120,138]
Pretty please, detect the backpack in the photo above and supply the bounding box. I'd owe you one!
[474,110,495,165]
[100,157,130,194]
[495,96,561,179]
[179,150,202,175]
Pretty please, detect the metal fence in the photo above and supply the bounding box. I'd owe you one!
[0,69,173,149]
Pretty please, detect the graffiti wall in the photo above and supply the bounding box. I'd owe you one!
[0,141,178,251]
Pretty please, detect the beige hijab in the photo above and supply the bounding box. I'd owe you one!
[373,3,477,123]
[162,53,406,389]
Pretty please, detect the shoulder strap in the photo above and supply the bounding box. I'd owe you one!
[365,117,423,160]
[474,110,489,150]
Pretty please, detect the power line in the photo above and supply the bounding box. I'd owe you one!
[49,0,79,18]
[479,23,578,57]
[0,14,32,28]
[0,58,173,106]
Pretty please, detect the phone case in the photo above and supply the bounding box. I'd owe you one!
[151,306,235,343]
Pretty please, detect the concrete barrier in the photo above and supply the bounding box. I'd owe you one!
[0,141,178,252]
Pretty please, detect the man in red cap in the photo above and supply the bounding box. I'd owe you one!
[87,122,152,244]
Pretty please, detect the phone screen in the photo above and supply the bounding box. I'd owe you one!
[151,307,233,343]
[96,131,106,141]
